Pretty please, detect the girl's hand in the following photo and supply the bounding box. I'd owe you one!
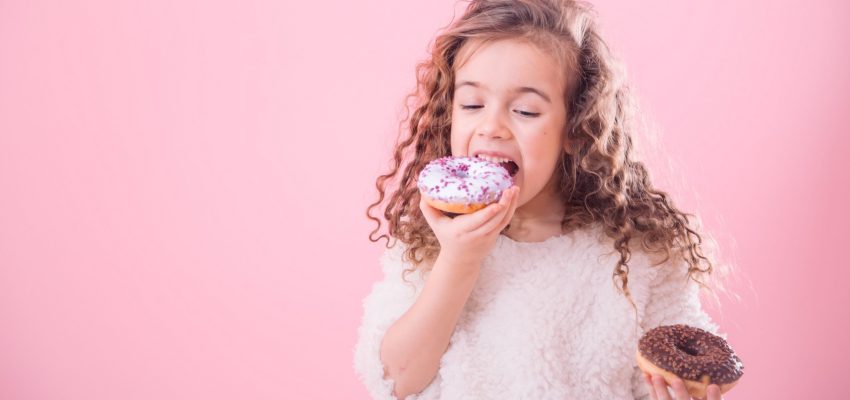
[643,373,723,400]
[419,186,520,269]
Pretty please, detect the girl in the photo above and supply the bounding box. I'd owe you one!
[355,1,733,399]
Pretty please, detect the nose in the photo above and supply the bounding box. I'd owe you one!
[476,107,512,140]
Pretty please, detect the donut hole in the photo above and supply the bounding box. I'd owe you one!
[501,161,519,177]
[675,342,701,357]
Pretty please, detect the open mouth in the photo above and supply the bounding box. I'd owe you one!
[475,154,520,177]
[501,161,519,177]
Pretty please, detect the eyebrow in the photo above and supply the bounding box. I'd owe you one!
[454,80,552,104]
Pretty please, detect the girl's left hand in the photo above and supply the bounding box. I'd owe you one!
[643,372,723,400]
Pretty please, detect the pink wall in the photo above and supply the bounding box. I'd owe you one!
[0,1,846,399]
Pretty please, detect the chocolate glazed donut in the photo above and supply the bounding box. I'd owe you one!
[636,324,744,398]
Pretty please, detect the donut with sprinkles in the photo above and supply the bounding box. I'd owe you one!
[636,324,744,398]
[417,156,514,214]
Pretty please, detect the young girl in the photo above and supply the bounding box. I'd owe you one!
[355,1,732,399]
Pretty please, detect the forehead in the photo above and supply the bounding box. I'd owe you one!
[453,38,565,98]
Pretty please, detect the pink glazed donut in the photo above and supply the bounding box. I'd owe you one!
[417,156,514,214]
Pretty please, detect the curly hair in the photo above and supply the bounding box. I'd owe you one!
[366,0,731,318]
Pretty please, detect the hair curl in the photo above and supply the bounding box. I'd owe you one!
[366,0,732,321]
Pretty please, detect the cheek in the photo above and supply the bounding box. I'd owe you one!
[449,123,472,151]
[522,144,552,168]
[520,153,559,184]
[523,160,544,182]
[449,128,461,149]
[528,132,563,164]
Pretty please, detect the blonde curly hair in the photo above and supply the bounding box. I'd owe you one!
[366,0,731,316]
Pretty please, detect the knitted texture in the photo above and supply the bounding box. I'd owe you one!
[353,224,722,399]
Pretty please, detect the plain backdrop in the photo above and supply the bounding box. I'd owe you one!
[1,0,848,399]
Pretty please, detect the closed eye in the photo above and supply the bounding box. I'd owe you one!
[459,105,540,118]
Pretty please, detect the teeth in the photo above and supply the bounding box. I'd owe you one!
[476,154,512,164]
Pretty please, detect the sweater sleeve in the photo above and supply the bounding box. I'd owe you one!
[631,252,725,400]
[352,241,441,400]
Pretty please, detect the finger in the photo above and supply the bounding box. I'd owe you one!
[644,373,659,400]
[455,200,503,232]
[706,384,722,400]
[496,186,520,228]
[652,375,672,400]
[419,194,449,227]
[668,376,689,400]
[471,187,515,234]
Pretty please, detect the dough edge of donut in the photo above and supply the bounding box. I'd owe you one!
[423,194,491,214]
[635,349,740,398]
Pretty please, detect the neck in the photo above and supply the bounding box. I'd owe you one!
[504,172,566,242]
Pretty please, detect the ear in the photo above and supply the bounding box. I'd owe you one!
[562,140,572,157]
[561,125,573,156]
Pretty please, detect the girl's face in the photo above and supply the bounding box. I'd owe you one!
[450,38,569,209]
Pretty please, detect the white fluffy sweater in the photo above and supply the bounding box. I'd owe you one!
[353,224,724,399]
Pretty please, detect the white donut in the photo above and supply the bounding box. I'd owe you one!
[417,156,514,214]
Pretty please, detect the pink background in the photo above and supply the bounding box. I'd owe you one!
[1,0,847,399]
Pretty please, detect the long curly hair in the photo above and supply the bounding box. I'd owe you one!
[366,0,731,316]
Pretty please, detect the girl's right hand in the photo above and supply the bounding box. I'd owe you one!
[419,186,520,269]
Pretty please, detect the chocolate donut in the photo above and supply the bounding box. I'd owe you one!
[636,324,744,398]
